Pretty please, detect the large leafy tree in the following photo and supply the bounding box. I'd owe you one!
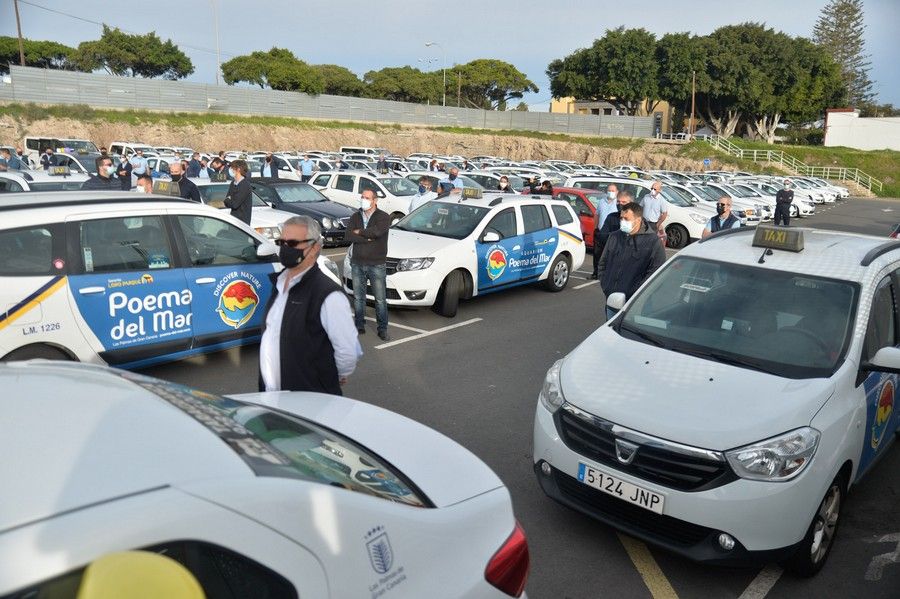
[455,59,537,110]
[655,33,709,132]
[813,0,874,106]
[312,64,365,96]
[71,26,193,79]
[221,48,324,93]
[363,66,442,104]
[547,27,658,115]
[0,36,76,75]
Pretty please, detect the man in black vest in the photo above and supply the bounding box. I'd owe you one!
[701,195,741,238]
[774,179,794,226]
[259,216,361,394]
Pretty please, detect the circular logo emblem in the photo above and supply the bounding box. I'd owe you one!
[872,379,894,450]
[487,247,508,281]
[217,280,259,329]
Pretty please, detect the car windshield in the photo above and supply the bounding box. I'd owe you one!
[665,186,699,205]
[617,257,857,379]
[122,373,428,507]
[696,185,729,202]
[199,183,267,207]
[30,181,86,191]
[378,177,420,196]
[62,140,99,154]
[272,183,329,203]
[660,189,693,208]
[581,192,604,209]
[394,201,491,239]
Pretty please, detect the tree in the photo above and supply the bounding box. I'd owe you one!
[0,36,76,75]
[455,59,537,110]
[312,64,365,96]
[655,33,709,132]
[813,0,874,106]
[221,48,324,93]
[859,102,900,117]
[547,27,658,115]
[363,66,442,104]
[71,26,193,79]
[513,101,528,111]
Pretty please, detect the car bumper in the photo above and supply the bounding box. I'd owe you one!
[322,228,349,246]
[532,401,819,563]
[342,269,442,307]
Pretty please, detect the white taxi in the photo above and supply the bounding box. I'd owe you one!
[534,225,900,575]
[343,193,585,317]
[0,191,339,369]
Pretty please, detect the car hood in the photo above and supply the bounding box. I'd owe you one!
[279,200,354,220]
[233,392,504,508]
[559,326,834,450]
[240,206,293,228]
[386,228,460,257]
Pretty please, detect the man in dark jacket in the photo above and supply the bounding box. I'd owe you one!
[259,216,361,394]
[774,179,794,226]
[260,152,280,178]
[186,152,202,178]
[598,201,666,321]
[116,155,133,190]
[169,161,201,202]
[223,159,252,224]
[81,155,119,190]
[346,189,391,340]
[596,190,633,256]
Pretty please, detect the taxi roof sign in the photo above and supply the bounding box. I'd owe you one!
[209,172,228,183]
[48,166,71,176]
[152,180,182,197]
[752,225,804,253]
[461,187,483,199]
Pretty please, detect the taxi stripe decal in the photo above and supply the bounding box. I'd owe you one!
[558,228,583,244]
[0,276,66,331]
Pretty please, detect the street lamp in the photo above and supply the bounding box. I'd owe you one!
[210,0,222,85]
[425,41,446,107]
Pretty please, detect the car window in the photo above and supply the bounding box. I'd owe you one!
[201,183,266,208]
[484,208,518,239]
[556,193,590,216]
[176,215,261,266]
[359,177,380,195]
[863,277,897,361]
[378,177,419,196]
[0,178,25,192]
[79,216,173,273]
[0,226,54,275]
[521,204,551,234]
[335,174,355,192]
[275,157,291,171]
[311,173,331,187]
[552,204,575,225]
[272,183,329,203]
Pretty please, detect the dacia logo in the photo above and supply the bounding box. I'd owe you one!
[615,439,639,465]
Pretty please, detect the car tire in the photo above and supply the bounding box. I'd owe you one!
[781,474,845,577]
[543,255,571,292]
[433,271,462,318]
[3,344,72,362]
[666,224,689,249]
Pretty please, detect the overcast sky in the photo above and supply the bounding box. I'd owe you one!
[2,0,898,111]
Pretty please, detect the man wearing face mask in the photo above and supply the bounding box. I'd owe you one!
[223,160,252,225]
[701,195,740,238]
[116,154,133,190]
[590,184,620,279]
[409,176,437,212]
[497,176,515,193]
[259,216,361,394]
[640,181,668,235]
[81,156,119,190]
[774,179,794,226]
[598,201,666,321]
[446,167,464,190]
[260,152,279,179]
[169,161,201,203]
[133,174,153,194]
[346,189,391,340]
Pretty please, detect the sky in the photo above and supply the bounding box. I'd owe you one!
[2,0,898,111]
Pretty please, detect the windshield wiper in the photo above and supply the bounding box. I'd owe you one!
[617,322,667,348]
[675,347,774,374]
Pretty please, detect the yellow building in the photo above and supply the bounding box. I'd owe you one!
[550,96,675,135]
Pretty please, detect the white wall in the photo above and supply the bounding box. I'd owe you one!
[825,111,900,151]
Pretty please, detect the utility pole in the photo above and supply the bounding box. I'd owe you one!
[13,0,25,67]
[457,71,461,108]
[425,42,446,107]
[689,70,696,138]
[210,0,222,85]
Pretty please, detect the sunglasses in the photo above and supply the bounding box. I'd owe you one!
[275,238,315,248]
[716,203,731,208]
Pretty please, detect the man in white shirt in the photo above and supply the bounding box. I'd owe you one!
[640,180,668,233]
[409,176,437,213]
[259,216,362,394]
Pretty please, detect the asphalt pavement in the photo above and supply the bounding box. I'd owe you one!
[141,197,900,599]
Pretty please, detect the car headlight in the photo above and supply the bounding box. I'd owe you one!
[321,216,334,229]
[255,226,281,240]
[689,213,708,224]
[396,257,434,271]
[725,427,820,482]
[539,359,565,413]
[322,256,341,282]
[744,208,754,216]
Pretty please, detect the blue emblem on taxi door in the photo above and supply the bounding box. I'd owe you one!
[365,526,394,574]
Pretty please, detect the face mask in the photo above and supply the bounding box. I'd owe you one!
[230,170,237,179]
[784,184,791,189]
[418,184,425,194]
[650,190,659,197]
[134,186,147,194]
[279,244,305,268]
[607,191,616,200]
[359,198,373,211]
[105,165,116,177]
[170,174,182,182]
[266,157,272,163]
[448,173,457,180]
[619,219,633,233]
[716,204,726,215]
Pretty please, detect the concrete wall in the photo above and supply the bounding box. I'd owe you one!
[825,110,900,151]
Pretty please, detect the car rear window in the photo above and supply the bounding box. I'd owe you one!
[0,226,55,275]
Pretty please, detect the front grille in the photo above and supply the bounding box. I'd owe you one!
[555,406,736,492]
[337,217,350,229]
[385,257,400,276]
[554,469,713,547]
[344,279,401,300]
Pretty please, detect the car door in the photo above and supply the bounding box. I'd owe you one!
[323,173,357,208]
[172,213,277,351]
[857,273,900,478]
[518,204,558,281]
[556,192,595,244]
[310,173,333,190]
[476,207,522,293]
[67,213,191,367]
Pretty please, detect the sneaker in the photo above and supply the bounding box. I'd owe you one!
[377,330,390,341]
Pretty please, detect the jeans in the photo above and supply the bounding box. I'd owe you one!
[774,203,791,226]
[351,263,388,332]
[301,174,312,183]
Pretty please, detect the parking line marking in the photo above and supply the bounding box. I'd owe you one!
[737,565,783,599]
[574,280,599,289]
[375,318,482,349]
[365,316,427,334]
[572,275,591,280]
[617,534,679,599]
[576,270,594,275]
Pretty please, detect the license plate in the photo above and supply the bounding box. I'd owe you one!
[577,463,665,515]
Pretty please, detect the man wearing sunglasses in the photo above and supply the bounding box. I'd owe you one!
[259,216,361,394]
[701,195,740,238]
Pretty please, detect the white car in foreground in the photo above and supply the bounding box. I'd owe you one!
[192,179,295,241]
[0,362,530,598]
[535,225,900,576]
[343,194,586,317]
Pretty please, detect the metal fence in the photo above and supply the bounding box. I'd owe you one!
[0,66,654,138]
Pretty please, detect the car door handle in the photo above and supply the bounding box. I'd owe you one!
[78,286,106,295]
[195,277,216,284]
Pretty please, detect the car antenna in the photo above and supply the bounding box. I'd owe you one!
[758,248,773,264]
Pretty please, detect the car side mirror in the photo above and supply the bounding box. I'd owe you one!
[257,241,278,258]
[482,231,501,243]
[606,292,626,311]
[862,346,900,374]
[377,191,386,199]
